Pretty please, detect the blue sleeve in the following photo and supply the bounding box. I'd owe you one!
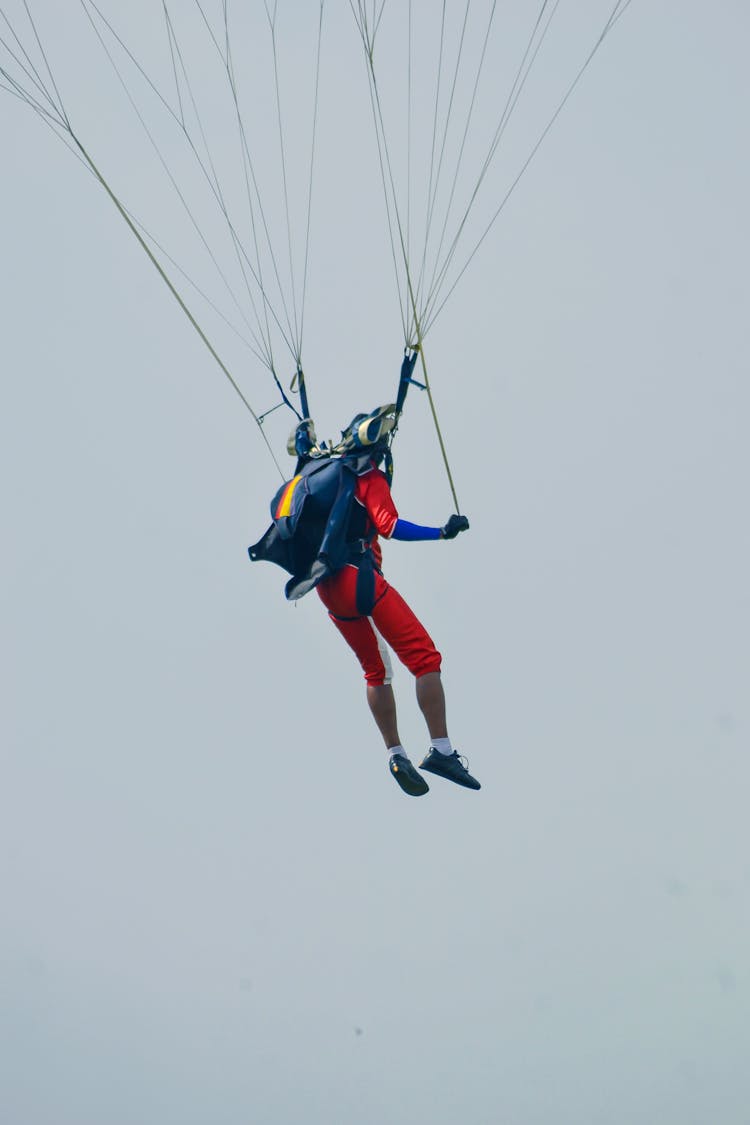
[391,518,441,542]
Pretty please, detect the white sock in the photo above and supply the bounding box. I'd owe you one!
[389,744,407,759]
[431,737,453,756]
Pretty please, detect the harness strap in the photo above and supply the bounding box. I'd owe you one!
[343,526,380,616]
[354,546,377,616]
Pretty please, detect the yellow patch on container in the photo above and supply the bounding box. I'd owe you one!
[275,474,302,520]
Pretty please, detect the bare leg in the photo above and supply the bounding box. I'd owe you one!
[416,672,448,741]
[367,684,401,749]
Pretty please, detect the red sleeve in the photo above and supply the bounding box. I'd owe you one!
[355,468,399,539]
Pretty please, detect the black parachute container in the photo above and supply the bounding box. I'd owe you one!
[249,451,375,605]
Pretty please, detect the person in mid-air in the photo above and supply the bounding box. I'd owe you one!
[249,406,480,797]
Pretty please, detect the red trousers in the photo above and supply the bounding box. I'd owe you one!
[317,565,442,686]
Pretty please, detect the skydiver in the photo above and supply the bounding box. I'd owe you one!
[310,411,480,797]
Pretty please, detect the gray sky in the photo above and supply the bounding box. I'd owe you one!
[2,3,748,1124]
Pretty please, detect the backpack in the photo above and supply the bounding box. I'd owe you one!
[248,451,379,609]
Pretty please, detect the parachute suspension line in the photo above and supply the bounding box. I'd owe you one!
[0,19,269,372]
[16,0,68,123]
[349,0,410,343]
[421,0,499,322]
[217,0,325,378]
[610,0,635,32]
[420,0,561,332]
[1,3,313,475]
[373,1,388,41]
[412,0,475,341]
[421,0,633,336]
[162,1,186,128]
[406,0,412,311]
[0,14,56,119]
[218,3,287,376]
[115,199,273,370]
[354,0,504,342]
[297,0,326,363]
[168,0,310,373]
[410,0,447,342]
[358,1,387,48]
[0,15,99,213]
[72,134,284,477]
[160,2,278,366]
[351,1,460,511]
[181,1,318,420]
[79,0,276,369]
[352,0,437,341]
[0,4,82,146]
[1,4,274,388]
[0,55,72,137]
[265,0,302,360]
[81,0,309,378]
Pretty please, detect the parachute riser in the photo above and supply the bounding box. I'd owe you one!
[395,347,425,418]
[263,363,312,426]
[292,364,311,421]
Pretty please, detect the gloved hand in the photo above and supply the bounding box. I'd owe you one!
[441,514,469,539]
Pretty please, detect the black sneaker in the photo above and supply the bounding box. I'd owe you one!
[389,754,429,797]
[419,748,481,790]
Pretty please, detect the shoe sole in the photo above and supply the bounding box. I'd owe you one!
[389,760,429,797]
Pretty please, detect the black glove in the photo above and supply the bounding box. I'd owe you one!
[441,514,469,539]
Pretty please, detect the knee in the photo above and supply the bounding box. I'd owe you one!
[408,649,442,679]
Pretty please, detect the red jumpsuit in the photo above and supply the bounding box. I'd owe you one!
[316,466,442,686]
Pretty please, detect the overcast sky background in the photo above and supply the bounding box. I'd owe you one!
[2,3,748,1124]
